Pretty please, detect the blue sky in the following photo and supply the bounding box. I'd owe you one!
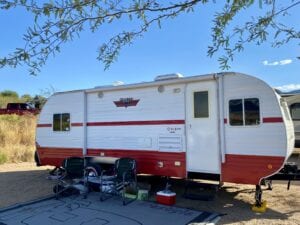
[0,2,299,96]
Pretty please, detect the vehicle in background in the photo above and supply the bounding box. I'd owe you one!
[0,103,40,115]
[283,94,300,147]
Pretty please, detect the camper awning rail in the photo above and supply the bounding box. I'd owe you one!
[53,72,234,95]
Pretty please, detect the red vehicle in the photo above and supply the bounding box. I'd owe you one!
[0,103,40,115]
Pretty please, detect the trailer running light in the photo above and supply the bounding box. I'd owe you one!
[174,161,181,166]
[157,161,164,168]
[268,164,273,169]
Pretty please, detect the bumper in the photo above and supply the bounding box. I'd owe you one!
[34,151,41,166]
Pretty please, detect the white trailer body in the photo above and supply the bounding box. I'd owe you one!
[35,72,294,185]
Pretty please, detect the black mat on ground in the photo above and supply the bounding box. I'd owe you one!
[0,193,220,225]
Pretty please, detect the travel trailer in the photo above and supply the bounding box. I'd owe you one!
[283,94,300,146]
[35,72,294,189]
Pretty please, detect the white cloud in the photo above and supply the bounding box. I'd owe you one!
[262,59,293,66]
[112,81,125,86]
[276,84,300,92]
[280,59,293,65]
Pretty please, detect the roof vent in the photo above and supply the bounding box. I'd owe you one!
[154,73,184,81]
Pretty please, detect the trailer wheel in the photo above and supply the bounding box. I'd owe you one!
[85,163,101,177]
[85,163,101,192]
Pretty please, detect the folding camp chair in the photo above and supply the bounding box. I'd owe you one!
[53,157,88,199]
[100,157,138,205]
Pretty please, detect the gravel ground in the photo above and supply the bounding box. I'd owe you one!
[0,162,299,225]
[0,163,55,208]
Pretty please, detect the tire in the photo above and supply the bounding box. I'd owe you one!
[85,163,102,192]
[85,163,101,177]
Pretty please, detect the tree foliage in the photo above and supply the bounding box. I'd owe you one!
[0,90,19,98]
[0,90,47,109]
[0,90,19,108]
[0,0,299,75]
[21,94,33,102]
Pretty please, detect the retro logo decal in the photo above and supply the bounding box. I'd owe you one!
[113,98,140,108]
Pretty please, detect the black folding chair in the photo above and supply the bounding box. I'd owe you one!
[100,157,138,205]
[53,157,88,199]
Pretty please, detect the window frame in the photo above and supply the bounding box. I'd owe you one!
[229,99,244,126]
[228,98,261,127]
[193,90,209,119]
[244,98,261,126]
[53,113,71,132]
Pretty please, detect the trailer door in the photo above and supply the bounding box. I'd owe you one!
[186,81,220,174]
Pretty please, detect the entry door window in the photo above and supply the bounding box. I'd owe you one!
[194,91,209,118]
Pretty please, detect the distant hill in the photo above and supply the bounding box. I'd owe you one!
[276,89,300,96]
[288,89,300,94]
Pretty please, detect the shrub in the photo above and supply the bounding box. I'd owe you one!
[0,152,7,164]
[0,114,36,163]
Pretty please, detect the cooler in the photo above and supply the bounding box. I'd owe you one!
[156,191,176,206]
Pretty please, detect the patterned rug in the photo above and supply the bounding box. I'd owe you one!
[0,193,220,225]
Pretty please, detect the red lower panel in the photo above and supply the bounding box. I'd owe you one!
[87,149,186,178]
[37,147,83,167]
[37,147,186,177]
[221,154,285,185]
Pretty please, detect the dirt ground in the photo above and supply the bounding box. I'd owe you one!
[0,162,299,225]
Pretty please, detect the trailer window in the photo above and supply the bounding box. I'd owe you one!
[53,113,70,131]
[245,98,260,125]
[291,103,300,120]
[53,114,61,131]
[229,99,243,125]
[194,91,209,118]
[229,98,260,126]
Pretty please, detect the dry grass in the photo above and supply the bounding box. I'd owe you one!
[0,114,36,164]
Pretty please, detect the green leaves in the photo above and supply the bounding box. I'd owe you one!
[42,4,51,16]
[0,0,299,75]
[207,0,300,70]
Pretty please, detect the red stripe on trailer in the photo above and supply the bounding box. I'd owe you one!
[36,147,186,177]
[36,117,283,128]
[37,146,285,184]
[37,124,52,127]
[87,149,186,177]
[37,123,84,127]
[71,123,83,126]
[263,117,283,123]
[37,147,83,167]
[221,154,285,185]
[87,120,185,126]
[37,120,185,127]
